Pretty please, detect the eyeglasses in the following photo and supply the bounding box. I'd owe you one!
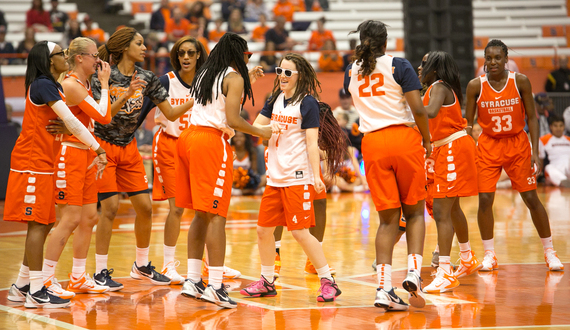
[50,50,66,58]
[81,52,99,59]
[275,67,298,77]
[244,51,253,59]
[178,49,197,57]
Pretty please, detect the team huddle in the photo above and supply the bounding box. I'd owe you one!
[3,19,564,312]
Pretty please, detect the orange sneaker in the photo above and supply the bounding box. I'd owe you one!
[304,258,336,275]
[274,252,281,278]
[479,250,499,271]
[68,272,109,294]
[454,251,483,278]
[423,267,459,293]
[202,259,242,279]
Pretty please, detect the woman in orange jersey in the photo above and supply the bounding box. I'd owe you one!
[5,41,107,309]
[345,20,431,311]
[465,39,564,272]
[419,51,482,294]
[178,32,273,309]
[42,38,113,298]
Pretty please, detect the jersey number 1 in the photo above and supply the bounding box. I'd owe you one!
[358,74,385,97]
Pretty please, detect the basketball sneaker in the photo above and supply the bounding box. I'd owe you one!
[7,283,29,302]
[240,276,277,297]
[274,252,281,278]
[304,258,336,275]
[161,260,185,285]
[424,267,459,293]
[24,286,71,309]
[202,259,242,279]
[372,260,377,271]
[181,279,207,299]
[201,284,237,309]
[316,277,341,302]
[480,250,499,271]
[130,261,171,285]
[431,251,439,268]
[544,248,564,271]
[454,251,483,278]
[94,268,123,291]
[402,270,426,308]
[374,287,408,311]
[44,275,75,299]
[67,273,109,294]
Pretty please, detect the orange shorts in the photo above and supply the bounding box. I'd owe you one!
[432,135,478,198]
[362,125,427,211]
[3,171,56,225]
[152,129,178,201]
[54,145,98,206]
[175,126,233,218]
[315,171,326,200]
[425,152,435,218]
[477,131,536,193]
[95,137,149,194]
[258,184,316,230]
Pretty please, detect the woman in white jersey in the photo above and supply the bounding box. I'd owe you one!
[240,53,347,303]
[345,20,431,311]
[178,32,273,309]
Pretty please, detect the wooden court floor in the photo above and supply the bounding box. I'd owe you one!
[0,187,569,330]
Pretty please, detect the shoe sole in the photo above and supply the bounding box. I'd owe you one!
[47,293,75,299]
[479,265,499,271]
[24,301,71,309]
[181,290,202,299]
[456,263,484,278]
[130,271,171,285]
[239,290,277,297]
[67,288,109,294]
[424,282,460,294]
[200,295,237,309]
[402,281,426,308]
[7,295,26,302]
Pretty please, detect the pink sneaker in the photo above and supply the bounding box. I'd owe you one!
[239,276,277,297]
[317,277,341,302]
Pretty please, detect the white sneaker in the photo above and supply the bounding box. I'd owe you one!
[223,266,242,279]
[67,273,109,294]
[402,271,426,308]
[161,260,185,285]
[201,284,237,309]
[423,267,459,293]
[374,287,408,311]
[181,279,207,299]
[480,250,499,271]
[44,276,75,299]
[7,283,29,302]
[544,248,564,271]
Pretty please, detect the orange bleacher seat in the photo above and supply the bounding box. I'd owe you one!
[542,25,565,37]
[474,37,489,50]
[131,2,154,14]
[521,56,555,71]
[395,38,404,51]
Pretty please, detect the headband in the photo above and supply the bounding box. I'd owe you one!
[47,41,57,54]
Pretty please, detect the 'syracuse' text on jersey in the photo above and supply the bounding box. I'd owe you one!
[190,66,237,137]
[92,65,168,146]
[260,93,320,187]
[154,71,192,137]
[344,55,422,133]
[476,71,526,138]
[11,76,65,174]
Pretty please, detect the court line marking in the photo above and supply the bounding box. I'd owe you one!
[0,304,89,330]
[435,325,570,330]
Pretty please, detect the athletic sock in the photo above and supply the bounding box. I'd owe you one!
[377,264,392,290]
[72,258,87,278]
[315,264,332,281]
[136,247,149,267]
[407,254,423,277]
[439,256,452,273]
[163,244,176,267]
[459,241,472,260]
[15,264,30,288]
[208,266,224,290]
[541,237,554,251]
[482,238,495,252]
[261,265,275,282]
[29,271,43,294]
[95,254,108,274]
[187,259,202,282]
[42,259,58,282]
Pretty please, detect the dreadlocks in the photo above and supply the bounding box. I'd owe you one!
[189,32,253,107]
[318,102,348,178]
[268,53,321,107]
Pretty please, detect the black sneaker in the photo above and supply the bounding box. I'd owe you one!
[201,284,237,309]
[181,278,207,299]
[8,283,29,302]
[374,287,408,311]
[24,286,71,309]
[94,268,124,291]
[130,261,171,285]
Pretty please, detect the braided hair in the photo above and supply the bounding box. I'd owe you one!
[318,102,348,178]
[190,32,253,107]
[268,53,321,107]
[483,39,508,73]
[349,20,388,77]
[97,27,139,65]
[421,50,463,106]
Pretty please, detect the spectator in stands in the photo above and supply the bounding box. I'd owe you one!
[333,88,359,129]
[564,106,570,136]
[265,15,298,51]
[150,0,172,31]
[244,0,269,22]
[145,31,170,73]
[209,17,225,42]
[0,10,7,30]
[259,41,279,73]
[273,0,295,22]
[539,115,570,188]
[227,8,247,35]
[251,13,268,42]
[0,25,15,65]
[305,0,328,11]
[308,17,334,51]
[165,7,193,42]
[15,27,36,63]
[545,56,570,93]
[82,15,106,45]
[342,39,357,71]
[49,0,68,33]
[65,19,82,46]
[290,0,306,12]
[221,0,245,21]
[535,92,553,137]
[26,0,53,32]
[5,103,21,135]
[318,39,342,72]
[186,1,208,25]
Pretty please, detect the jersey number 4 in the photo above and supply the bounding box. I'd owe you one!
[358,74,385,97]
[491,115,513,133]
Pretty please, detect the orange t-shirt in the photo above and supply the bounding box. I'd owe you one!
[82,28,106,44]
[273,1,295,22]
[161,8,172,26]
[209,29,225,42]
[308,30,335,50]
[251,25,269,42]
[423,81,466,142]
[290,0,306,12]
[476,71,526,138]
[198,36,210,53]
[165,18,193,39]
[318,53,343,72]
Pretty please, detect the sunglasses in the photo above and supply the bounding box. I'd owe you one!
[178,49,197,57]
[50,50,66,58]
[275,67,298,77]
[244,51,253,59]
[81,52,99,59]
